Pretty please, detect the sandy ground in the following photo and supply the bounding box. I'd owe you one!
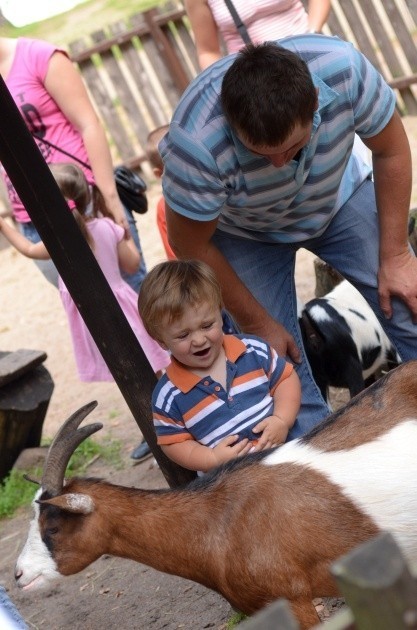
[1,115,417,629]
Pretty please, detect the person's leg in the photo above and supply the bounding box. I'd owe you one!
[212,231,330,440]
[309,178,417,362]
[20,221,59,288]
[121,207,147,293]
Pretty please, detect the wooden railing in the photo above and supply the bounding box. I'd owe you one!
[68,0,417,170]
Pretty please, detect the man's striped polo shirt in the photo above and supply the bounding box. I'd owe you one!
[160,34,395,243]
[152,334,293,447]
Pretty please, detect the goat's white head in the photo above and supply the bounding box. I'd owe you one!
[15,401,102,590]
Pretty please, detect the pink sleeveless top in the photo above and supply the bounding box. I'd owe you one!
[3,38,93,223]
[207,0,309,53]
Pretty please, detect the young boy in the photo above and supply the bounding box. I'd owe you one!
[138,259,301,474]
[145,124,175,260]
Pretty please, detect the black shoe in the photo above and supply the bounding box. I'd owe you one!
[130,441,152,462]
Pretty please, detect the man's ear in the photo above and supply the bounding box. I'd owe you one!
[153,167,163,179]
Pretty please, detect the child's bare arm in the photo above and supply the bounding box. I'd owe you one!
[162,435,252,473]
[0,218,49,260]
[117,236,140,274]
[252,369,302,449]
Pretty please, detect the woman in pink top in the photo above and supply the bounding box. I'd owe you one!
[0,163,169,381]
[0,37,146,292]
[185,0,331,69]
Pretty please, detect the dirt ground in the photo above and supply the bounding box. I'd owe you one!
[1,116,417,629]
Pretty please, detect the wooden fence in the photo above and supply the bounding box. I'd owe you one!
[68,0,417,171]
[239,532,417,629]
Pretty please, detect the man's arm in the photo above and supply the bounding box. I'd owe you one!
[166,205,301,361]
[364,110,417,321]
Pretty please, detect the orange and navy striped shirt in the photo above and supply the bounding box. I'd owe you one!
[152,334,293,447]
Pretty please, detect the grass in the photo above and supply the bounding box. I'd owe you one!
[0,436,122,519]
[0,0,169,46]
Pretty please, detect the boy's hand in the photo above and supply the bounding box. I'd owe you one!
[251,415,289,450]
[212,435,252,466]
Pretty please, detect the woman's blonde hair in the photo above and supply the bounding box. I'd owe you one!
[138,259,223,341]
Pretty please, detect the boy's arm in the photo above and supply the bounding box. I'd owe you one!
[252,369,302,449]
[162,435,252,473]
[0,218,49,260]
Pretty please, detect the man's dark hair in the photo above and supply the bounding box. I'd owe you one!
[221,43,317,146]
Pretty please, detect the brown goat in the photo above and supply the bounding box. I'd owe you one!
[15,361,417,629]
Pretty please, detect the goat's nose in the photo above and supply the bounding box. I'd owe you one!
[15,567,22,581]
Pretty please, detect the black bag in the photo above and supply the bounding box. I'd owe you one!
[32,134,148,215]
[114,165,148,215]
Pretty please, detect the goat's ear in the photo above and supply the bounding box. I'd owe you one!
[38,493,95,514]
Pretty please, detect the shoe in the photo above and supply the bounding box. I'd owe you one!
[130,441,152,462]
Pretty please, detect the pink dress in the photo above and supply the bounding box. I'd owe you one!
[207,0,309,53]
[59,218,169,382]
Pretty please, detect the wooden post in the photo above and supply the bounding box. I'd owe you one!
[238,599,300,629]
[332,532,417,629]
[0,77,196,488]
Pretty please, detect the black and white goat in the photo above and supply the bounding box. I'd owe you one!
[15,367,417,629]
[298,280,400,401]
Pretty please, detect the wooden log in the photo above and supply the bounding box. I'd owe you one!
[0,349,47,387]
[332,532,417,629]
[0,364,54,480]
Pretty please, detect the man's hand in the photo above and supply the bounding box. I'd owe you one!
[378,250,417,322]
[247,315,301,363]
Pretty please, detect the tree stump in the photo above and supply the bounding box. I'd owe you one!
[0,350,54,481]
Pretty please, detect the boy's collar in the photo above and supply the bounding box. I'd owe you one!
[166,334,246,393]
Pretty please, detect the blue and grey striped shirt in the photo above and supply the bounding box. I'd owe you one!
[161,35,395,243]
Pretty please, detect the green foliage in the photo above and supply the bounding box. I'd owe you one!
[0,0,168,46]
[226,611,247,627]
[0,437,121,520]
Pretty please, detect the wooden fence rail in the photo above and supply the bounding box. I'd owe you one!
[240,532,417,629]
[68,0,417,172]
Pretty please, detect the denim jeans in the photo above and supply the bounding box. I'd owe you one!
[20,206,147,292]
[212,178,417,440]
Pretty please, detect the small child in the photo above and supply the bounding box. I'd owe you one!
[145,124,175,260]
[0,162,169,382]
[138,259,301,474]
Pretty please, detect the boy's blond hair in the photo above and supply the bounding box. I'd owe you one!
[138,260,223,341]
[145,124,169,171]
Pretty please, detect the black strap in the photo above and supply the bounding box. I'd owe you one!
[223,0,252,45]
[32,133,92,171]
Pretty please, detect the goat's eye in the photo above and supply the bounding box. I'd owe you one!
[46,527,58,536]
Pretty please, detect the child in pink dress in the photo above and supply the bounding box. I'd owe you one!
[0,162,170,381]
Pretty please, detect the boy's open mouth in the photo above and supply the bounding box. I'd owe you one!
[194,348,210,357]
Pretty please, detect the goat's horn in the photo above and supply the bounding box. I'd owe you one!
[41,401,102,497]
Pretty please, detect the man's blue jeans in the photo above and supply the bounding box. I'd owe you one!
[213,178,417,440]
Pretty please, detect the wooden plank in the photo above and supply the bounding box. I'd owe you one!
[332,532,417,629]
[171,17,200,76]
[384,0,417,72]
[0,349,47,387]
[238,599,300,629]
[335,0,382,72]
[69,38,134,162]
[90,29,147,150]
[355,0,417,113]
[110,20,168,129]
[406,0,417,23]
